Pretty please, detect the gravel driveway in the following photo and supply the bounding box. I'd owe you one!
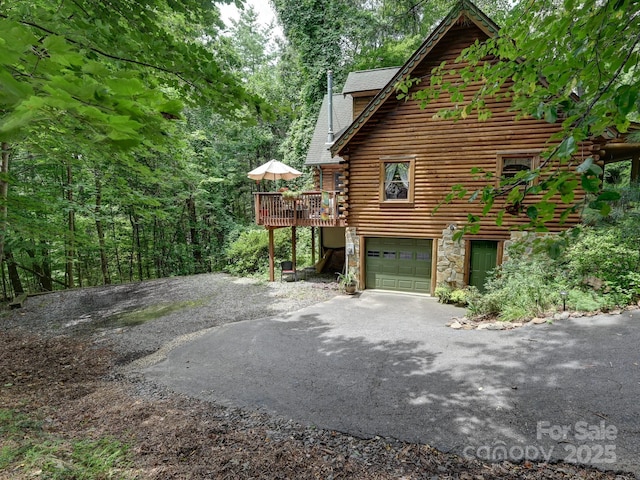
[0,273,339,364]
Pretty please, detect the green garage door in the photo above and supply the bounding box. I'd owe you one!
[365,238,432,294]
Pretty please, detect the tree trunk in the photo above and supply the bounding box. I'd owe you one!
[153,216,162,278]
[1,260,8,301]
[40,241,53,291]
[111,206,124,283]
[5,251,24,295]
[26,246,53,292]
[65,160,75,288]
[94,173,110,284]
[129,209,143,281]
[186,195,202,272]
[0,143,10,269]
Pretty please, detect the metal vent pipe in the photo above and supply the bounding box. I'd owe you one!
[327,70,334,144]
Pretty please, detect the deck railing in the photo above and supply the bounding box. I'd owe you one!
[253,191,345,227]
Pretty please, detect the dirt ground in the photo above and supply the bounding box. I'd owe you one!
[0,274,634,479]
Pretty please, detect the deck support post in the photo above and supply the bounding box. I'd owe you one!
[291,226,297,275]
[311,227,316,266]
[268,228,275,282]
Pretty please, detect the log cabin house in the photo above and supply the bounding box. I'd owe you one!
[255,0,640,292]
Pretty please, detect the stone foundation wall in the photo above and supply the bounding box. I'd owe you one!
[345,227,360,279]
[503,231,555,262]
[436,227,466,289]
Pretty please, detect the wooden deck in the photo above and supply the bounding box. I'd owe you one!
[254,191,345,228]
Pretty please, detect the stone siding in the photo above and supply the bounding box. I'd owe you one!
[345,227,360,279]
[503,231,555,262]
[436,227,466,289]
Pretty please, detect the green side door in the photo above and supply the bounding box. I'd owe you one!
[469,240,498,292]
[365,238,432,294]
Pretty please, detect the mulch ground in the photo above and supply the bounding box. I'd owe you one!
[1,329,633,479]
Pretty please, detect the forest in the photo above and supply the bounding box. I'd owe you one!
[0,0,638,299]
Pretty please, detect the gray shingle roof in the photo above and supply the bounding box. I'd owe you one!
[341,67,400,95]
[305,93,353,166]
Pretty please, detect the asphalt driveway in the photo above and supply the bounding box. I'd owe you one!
[142,291,640,476]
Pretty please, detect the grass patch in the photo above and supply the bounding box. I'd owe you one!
[110,298,207,326]
[0,409,134,479]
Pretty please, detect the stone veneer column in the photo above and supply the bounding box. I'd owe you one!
[345,227,360,278]
[436,227,465,289]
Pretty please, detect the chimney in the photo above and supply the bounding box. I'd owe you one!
[326,70,334,144]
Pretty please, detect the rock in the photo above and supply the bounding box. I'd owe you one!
[485,323,506,330]
[477,323,490,330]
[610,309,622,315]
[511,322,523,328]
[450,321,462,329]
[462,324,475,330]
[531,317,546,324]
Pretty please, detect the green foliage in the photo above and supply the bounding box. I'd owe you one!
[566,223,640,305]
[0,409,133,478]
[434,283,453,303]
[0,3,295,293]
[449,288,470,306]
[566,289,605,313]
[474,253,562,321]
[337,271,357,287]
[469,206,640,321]
[0,0,261,146]
[223,226,317,278]
[435,283,479,307]
[224,227,290,276]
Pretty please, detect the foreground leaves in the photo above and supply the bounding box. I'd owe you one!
[0,0,260,146]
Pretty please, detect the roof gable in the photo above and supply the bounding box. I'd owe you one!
[331,0,499,156]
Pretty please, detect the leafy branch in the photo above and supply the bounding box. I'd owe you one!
[0,12,197,89]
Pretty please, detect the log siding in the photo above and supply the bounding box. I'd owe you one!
[342,21,588,241]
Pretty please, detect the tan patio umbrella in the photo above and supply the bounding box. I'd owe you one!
[247,159,302,182]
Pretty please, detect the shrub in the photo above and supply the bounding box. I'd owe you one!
[449,289,467,305]
[467,183,639,319]
[567,223,640,306]
[435,284,479,307]
[471,252,563,321]
[567,289,604,312]
[434,283,452,303]
[224,227,290,276]
[223,227,315,278]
